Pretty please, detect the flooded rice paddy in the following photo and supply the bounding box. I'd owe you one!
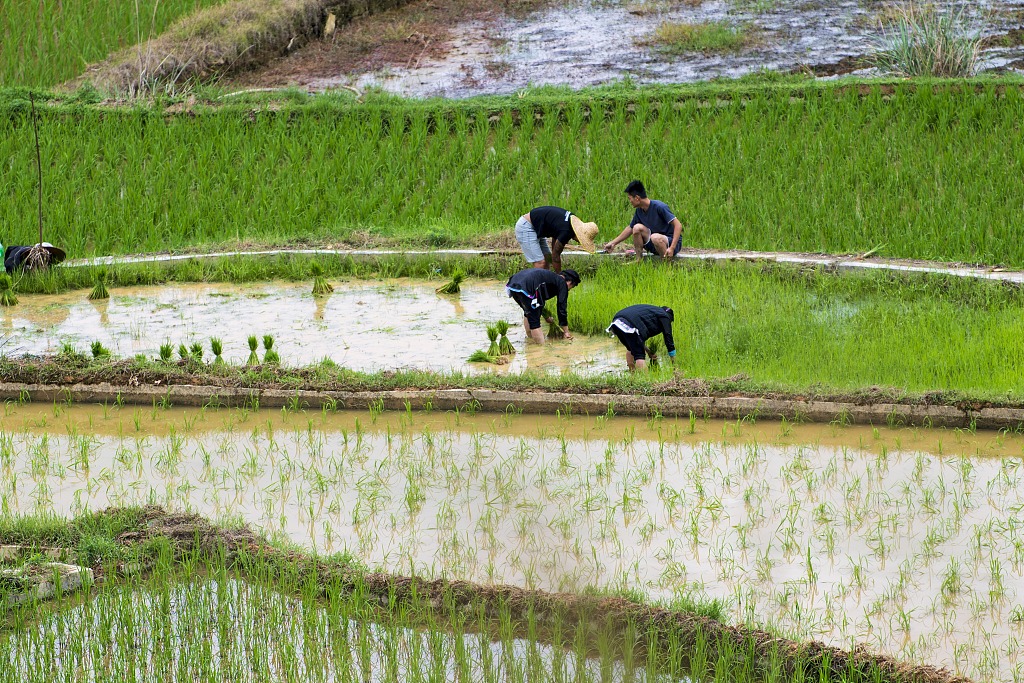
[3,402,1024,681]
[0,577,682,683]
[1,279,620,375]
[344,0,1024,98]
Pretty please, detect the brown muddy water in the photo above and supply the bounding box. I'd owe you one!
[335,0,1024,98]
[0,279,621,375]
[3,403,1024,680]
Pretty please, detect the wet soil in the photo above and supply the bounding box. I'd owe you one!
[2,405,1022,679]
[231,0,1024,98]
[2,279,621,376]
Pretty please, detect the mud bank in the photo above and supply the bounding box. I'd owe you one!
[3,381,1022,429]
[108,506,967,683]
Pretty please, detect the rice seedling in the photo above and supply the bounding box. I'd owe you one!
[177,343,190,362]
[210,337,224,365]
[89,341,110,359]
[645,337,665,367]
[0,274,16,306]
[435,270,465,295]
[262,335,280,365]
[310,260,333,296]
[7,84,1024,267]
[87,268,109,301]
[486,325,501,357]
[246,335,260,366]
[189,341,204,363]
[496,320,515,355]
[158,343,173,363]
[467,350,494,363]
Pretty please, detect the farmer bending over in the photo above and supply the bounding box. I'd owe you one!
[506,267,581,344]
[607,304,675,371]
[603,181,683,261]
[515,206,599,271]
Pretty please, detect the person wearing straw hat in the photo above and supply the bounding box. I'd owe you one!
[514,206,599,272]
[506,267,581,344]
[603,181,683,262]
[607,304,676,371]
[3,243,66,274]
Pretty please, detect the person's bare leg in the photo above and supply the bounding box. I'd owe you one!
[529,327,545,344]
[634,358,648,371]
[631,225,651,262]
[523,316,531,337]
[532,259,546,269]
[626,351,636,371]
[648,234,669,258]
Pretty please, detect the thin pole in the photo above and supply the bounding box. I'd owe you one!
[29,93,43,245]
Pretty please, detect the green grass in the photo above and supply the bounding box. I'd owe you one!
[3,82,1024,265]
[644,20,756,54]
[0,0,228,88]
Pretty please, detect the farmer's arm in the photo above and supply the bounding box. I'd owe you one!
[551,239,565,272]
[604,226,634,252]
[661,316,676,360]
[557,285,572,338]
[667,217,683,254]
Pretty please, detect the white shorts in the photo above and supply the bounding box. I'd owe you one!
[515,217,552,263]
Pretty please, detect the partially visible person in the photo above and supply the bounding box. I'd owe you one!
[602,181,683,262]
[505,267,581,344]
[4,242,66,274]
[606,304,676,371]
[515,206,599,271]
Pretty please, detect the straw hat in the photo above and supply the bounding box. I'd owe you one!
[569,215,599,253]
[36,242,67,263]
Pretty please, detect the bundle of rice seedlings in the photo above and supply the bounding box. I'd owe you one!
[547,318,566,339]
[178,344,190,362]
[90,341,110,359]
[263,335,280,364]
[486,325,500,357]
[158,343,173,363]
[467,350,493,363]
[247,335,260,366]
[436,270,465,295]
[645,337,665,367]
[496,320,515,355]
[190,342,204,363]
[210,338,224,365]
[88,268,109,300]
[311,261,333,296]
[0,274,17,306]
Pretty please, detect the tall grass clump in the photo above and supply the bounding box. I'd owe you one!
[868,3,982,77]
[0,274,16,306]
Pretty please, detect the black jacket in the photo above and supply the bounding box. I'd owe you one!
[612,305,675,352]
[506,268,570,326]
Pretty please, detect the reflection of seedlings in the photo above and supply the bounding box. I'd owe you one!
[247,336,259,366]
[641,20,758,54]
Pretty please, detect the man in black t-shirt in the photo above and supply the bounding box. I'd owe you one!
[514,206,598,271]
[506,267,581,344]
[606,304,676,371]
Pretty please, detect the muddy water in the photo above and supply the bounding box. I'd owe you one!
[1,577,682,682]
[339,0,1024,98]
[1,279,621,375]
[3,403,1024,680]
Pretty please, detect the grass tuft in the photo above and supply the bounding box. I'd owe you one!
[643,20,757,54]
[868,2,982,77]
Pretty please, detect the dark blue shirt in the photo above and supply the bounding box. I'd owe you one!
[629,200,677,236]
[529,206,576,245]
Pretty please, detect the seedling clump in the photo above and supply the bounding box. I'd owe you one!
[0,274,16,306]
[158,343,173,363]
[646,337,665,367]
[247,335,260,366]
[496,320,515,355]
[178,344,190,362]
[486,325,500,357]
[88,268,109,301]
[436,270,465,295]
[467,350,493,363]
[90,341,110,359]
[210,338,224,365]
[263,335,280,365]
[190,342,205,363]
[311,261,333,296]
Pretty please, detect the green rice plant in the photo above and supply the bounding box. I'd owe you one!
[262,335,279,365]
[547,317,566,339]
[496,320,515,355]
[90,341,110,359]
[486,325,500,357]
[177,343,190,362]
[435,270,465,295]
[210,338,224,365]
[246,335,259,366]
[868,3,982,77]
[467,350,494,363]
[0,274,16,306]
[310,260,333,296]
[158,343,173,363]
[645,336,666,367]
[189,341,204,363]
[87,268,109,301]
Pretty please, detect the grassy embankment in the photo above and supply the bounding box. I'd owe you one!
[0,0,228,87]
[4,253,1023,403]
[2,82,1024,264]
[0,508,954,683]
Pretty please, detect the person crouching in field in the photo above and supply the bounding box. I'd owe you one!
[607,304,676,371]
[603,181,683,262]
[506,267,581,344]
[515,206,599,271]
